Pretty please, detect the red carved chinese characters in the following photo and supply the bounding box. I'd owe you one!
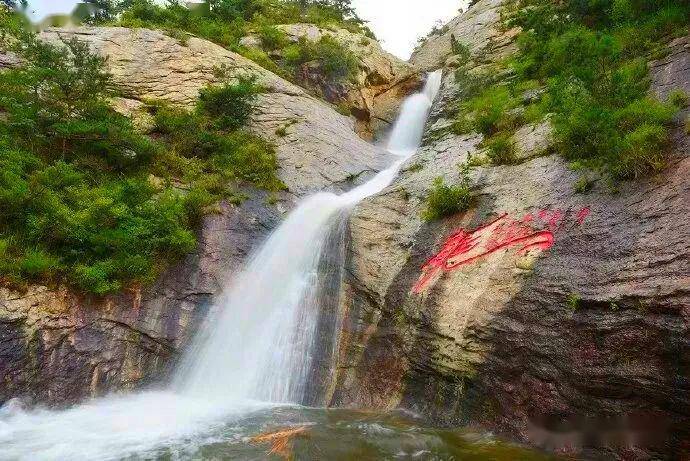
[412,208,589,293]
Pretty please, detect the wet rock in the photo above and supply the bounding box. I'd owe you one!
[331,5,690,457]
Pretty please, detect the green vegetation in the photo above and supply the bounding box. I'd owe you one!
[453,0,689,179]
[566,292,581,311]
[104,0,366,84]
[574,175,595,194]
[450,34,471,63]
[0,13,280,294]
[107,0,369,37]
[422,163,474,222]
[280,35,358,82]
[405,162,424,173]
[483,132,517,165]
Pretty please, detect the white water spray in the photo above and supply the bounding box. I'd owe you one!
[0,71,442,461]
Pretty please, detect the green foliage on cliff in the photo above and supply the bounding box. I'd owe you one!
[112,0,371,46]
[111,1,363,86]
[453,0,689,179]
[422,164,473,222]
[0,15,280,294]
[280,35,358,82]
[147,84,283,191]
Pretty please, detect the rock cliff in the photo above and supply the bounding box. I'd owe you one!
[39,27,392,196]
[329,1,690,459]
[0,26,394,406]
[243,23,422,140]
[410,0,516,70]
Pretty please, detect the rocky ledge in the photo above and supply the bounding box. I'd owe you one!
[328,1,690,459]
[242,23,423,140]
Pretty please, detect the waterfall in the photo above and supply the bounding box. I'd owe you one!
[0,71,442,461]
[175,70,442,404]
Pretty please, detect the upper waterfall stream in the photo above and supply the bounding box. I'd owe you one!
[0,72,443,461]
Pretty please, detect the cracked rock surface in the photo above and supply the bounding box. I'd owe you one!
[328,2,690,457]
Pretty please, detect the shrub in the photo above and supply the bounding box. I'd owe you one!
[282,35,358,82]
[615,123,667,178]
[0,16,280,294]
[149,87,282,191]
[197,77,262,131]
[257,24,288,50]
[422,164,473,222]
[484,133,517,165]
[238,47,285,76]
[335,101,352,116]
[574,176,594,194]
[668,89,689,108]
[20,249,62,279]
[567,293,581,311]
[460,86,519,136]
[315,36,356,80]
[504,0,689,180]
[450,34,471,63]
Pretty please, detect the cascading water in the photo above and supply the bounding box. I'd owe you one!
[0,71,442,461]
[176,70,442,404]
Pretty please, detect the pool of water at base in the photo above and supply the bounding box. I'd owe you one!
[143,406,555,461]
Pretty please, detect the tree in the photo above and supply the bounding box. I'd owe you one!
[81,0,120,23]
[206,0,262,21]
[1,0,28,10]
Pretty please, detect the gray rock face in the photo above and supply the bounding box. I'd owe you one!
[0,191,282,405]
[244,23,422,140]
[410,0,517,71]
[0,50,19,69]
[651,36,690,100]
[513,117,554,161]
[39,27,391,196]
[330,13,690,459]
[0,26,391,405]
